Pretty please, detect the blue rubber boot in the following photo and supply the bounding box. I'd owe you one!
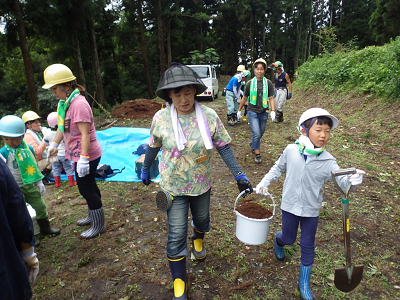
[168,256,187,300]
[274,231,285,260]
[192,228,206,261]
[299,263,313,300]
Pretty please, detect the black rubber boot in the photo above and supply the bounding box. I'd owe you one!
[233,113,240,124]
[191,227,206,260]
[276,111,284,123]
[227,114,235,126]
[168,256,187,300]
[37,218,61,235]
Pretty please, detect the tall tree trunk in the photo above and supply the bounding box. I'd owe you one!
[88,17,105,105]
[294,17,301,71]
[156,0,166,75]
[166,19,172,64]
[11,0,38,113]
[270,49,276,81]
[250,11,254,59]
[71,27,86,97]
[138,2,155,99]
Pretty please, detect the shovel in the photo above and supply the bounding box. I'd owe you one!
[331,168,364,292]
[156,190,173,211]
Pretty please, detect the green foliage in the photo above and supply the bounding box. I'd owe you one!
[296,37,400,101]
[182,48,219,65]
[313,27,359,54]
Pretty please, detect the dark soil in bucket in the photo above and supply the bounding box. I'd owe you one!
[236,202,273,219]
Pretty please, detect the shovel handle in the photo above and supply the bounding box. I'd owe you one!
[331,168,357,199]
[341,201,352,268]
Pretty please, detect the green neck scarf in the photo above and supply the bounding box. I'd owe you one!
[295,135,325,157]
[249,77,268,108]
[5,141,44,185]
[57,88,80,132]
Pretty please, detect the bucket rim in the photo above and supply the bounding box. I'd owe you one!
[233,190,276,219]
[234,209,274,221]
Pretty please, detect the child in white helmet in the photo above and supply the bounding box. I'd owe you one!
[43,112,76,188]
[0,115,60,236]
[255,108,365,300]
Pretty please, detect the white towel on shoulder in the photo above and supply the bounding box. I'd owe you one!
[170,101,213,151]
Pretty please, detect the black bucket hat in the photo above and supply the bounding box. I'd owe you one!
[155,62,207,100]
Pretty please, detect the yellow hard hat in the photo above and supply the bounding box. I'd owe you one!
[237,65,246,71]
[22,111,40,123]
[252,58,267,69]
[42,64,76,89]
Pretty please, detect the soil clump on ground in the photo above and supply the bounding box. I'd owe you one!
[110,98,163,119]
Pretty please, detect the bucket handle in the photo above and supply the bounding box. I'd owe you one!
[234,190,276,217]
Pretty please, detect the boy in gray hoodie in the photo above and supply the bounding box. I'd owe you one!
[256,107,365,300]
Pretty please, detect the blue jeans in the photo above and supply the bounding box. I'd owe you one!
[247,110,268,150]
[276,210,319,266]
[52,156,74,176]
[166,189,211,259]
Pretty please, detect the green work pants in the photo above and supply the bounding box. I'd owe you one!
[20,183,48,220]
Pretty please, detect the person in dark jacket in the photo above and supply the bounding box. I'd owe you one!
[0,153,39,300]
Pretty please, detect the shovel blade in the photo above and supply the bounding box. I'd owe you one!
[334,265,364,292]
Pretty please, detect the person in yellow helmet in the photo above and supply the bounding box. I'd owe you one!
[21,110,53,185]
[42,63,105,239]
[238,58,275,164]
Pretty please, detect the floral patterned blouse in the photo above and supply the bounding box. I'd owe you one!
[149,104,231,196]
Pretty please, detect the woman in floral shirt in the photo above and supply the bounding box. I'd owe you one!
[141,63,253,300]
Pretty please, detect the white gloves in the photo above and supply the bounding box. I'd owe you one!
[239,89,244,97]
[270,111,276,121]
[256,183,268,195]
[237,111,242,120]
[36,180,46,196]
[46,141,59,163]
[349,169,365,186]
[21,247,39,283]
[77,156,90,177]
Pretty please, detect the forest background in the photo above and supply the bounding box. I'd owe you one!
[1,0,400,118]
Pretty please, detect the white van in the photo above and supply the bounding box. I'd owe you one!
[187,65,219,101]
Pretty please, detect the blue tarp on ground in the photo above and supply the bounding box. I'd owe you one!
[57,127,160,182]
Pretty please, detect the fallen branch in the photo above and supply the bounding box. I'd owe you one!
[229,280,252,291]
[353,218,374,229]
[106,221,125,232]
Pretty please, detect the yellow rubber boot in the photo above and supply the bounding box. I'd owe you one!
[168,256,187,300]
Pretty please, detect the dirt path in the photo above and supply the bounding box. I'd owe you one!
[33,86,400,299]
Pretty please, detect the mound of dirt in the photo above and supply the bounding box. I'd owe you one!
[236,202,273,219]
[111,99,163,119]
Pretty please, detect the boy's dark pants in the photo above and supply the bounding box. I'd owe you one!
[276,210,319,266]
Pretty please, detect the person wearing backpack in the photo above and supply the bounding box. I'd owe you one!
[268,61,292,123]
[42,64,105,239]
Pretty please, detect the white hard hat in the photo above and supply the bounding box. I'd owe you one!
[298,108,339,133]
[237,65,246,71]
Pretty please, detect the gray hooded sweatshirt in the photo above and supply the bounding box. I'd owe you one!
[258,143,350,217]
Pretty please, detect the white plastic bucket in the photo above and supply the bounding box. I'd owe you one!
[26,203,40,235]
[234,190,275,245]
